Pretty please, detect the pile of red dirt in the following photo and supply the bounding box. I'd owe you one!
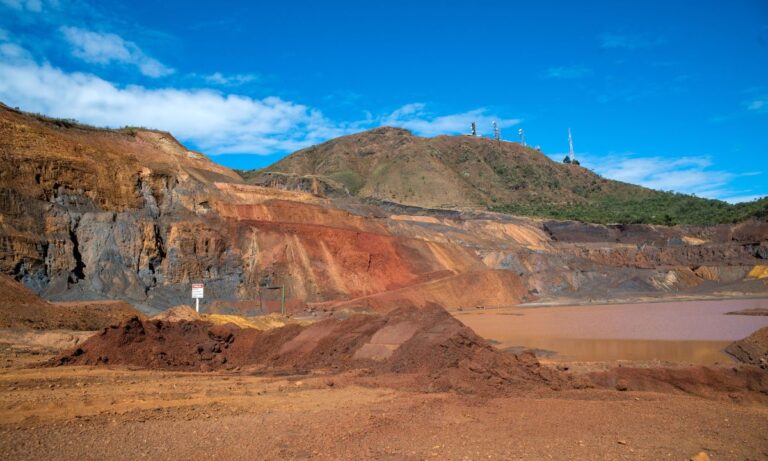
[588,365,768,402]
[0,275,53,329]
[52,302,768,399]
[0,275,143,330]
[726,327,768,369]
[586,328,768,402]
[53,304,568,395]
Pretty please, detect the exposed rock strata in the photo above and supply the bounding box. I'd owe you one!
[1,105,766,312]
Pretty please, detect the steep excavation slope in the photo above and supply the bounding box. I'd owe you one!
[0,103,245,304]
[211,188,490,307]
[317,270,528,312]
[0,105,524,311]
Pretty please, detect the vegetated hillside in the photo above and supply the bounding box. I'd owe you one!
[252,127,767,225]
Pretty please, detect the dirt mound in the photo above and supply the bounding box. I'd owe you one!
[0,329,95,353]
[53,304,567,395]
[0,275,52,329]
[0,275,142,330]
[48,301,145,330]
[588,365,768,401]
[725,327,768,368]
[151,305,201,322]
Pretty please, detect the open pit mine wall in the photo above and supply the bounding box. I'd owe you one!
[1,106,766,313]
[0,118,494,313]
[2,147,767,314]
[0,157,234,310]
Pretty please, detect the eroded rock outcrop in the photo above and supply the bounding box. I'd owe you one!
[0,106,522,311]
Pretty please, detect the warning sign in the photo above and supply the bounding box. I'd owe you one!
[191,283,204,299]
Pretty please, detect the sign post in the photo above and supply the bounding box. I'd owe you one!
[191,283,204,313]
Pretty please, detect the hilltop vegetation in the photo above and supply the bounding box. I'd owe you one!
[249,127,766,226]
[491,193,768,226]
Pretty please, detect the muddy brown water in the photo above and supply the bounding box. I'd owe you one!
[454,298,768,364]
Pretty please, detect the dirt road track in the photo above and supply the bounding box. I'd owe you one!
[0,366,767,460]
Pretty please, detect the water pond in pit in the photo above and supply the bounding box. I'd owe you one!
[454,298,768,364]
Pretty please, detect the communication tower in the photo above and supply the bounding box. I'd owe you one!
[568,128,575,162]
[518,128,526,146]
[471,122,477,136]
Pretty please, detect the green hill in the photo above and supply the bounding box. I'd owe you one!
[245,127,767,225]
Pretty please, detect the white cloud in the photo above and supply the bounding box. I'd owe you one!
[203,72,260,86]
[60,26,174,78]
[381,103,520,137]
[584,153,752,200]
[600,33,663,50]
[544,65,592,79]
[0,42,524,157]
[0,46,350,155]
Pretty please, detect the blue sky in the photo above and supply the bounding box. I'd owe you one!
[1,0,766,202]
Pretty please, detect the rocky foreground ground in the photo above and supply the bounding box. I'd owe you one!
[0,301,767,460]
[0,353,767,460]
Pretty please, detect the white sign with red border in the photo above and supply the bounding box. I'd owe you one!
[191,283,204,299]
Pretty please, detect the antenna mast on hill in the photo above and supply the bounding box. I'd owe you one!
[471,122,477,136]
[492,121,500,141]
[568,128,575,162]
[518,128,526,146]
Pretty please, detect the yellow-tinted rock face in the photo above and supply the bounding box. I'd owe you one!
[748,265,768,280]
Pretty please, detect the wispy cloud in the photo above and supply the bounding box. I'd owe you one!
[202,72,260,87]
[0,41,31,59]
[0,0,43,12]
[579,153,762,202]
[543,65,592,79]
[0,42,350,154]
[381,103,520,137]
[60,26,174,78]
[600,33,663,50]
[746,98,767,112]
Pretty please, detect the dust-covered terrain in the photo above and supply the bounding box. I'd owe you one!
[1,300,768,461]
[1,104,767,460]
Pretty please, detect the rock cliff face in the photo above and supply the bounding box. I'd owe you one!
[0,106,523,312]
[0,105,247,310]
[1,105,766,313]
